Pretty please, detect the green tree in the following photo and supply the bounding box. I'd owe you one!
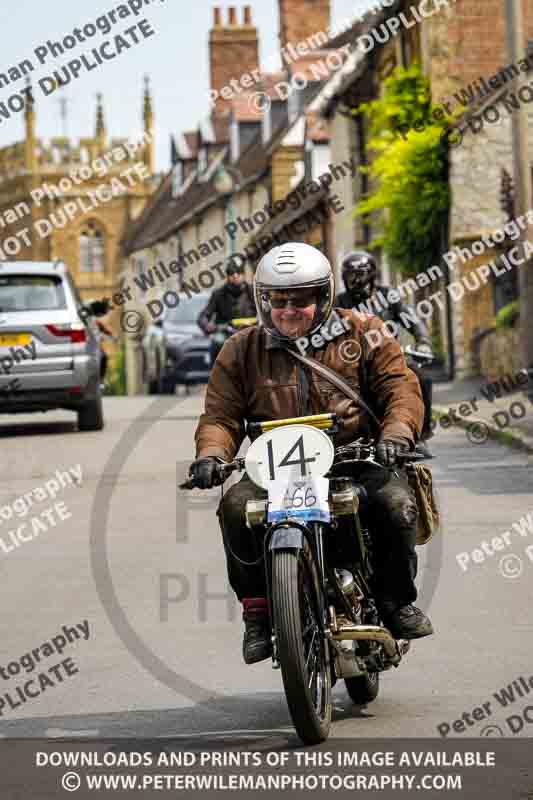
[354,64,452,277]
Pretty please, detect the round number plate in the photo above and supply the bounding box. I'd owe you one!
[245,424,335,489]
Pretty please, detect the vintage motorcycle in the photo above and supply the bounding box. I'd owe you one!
[180,413,429,745]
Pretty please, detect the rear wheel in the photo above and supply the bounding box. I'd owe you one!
[272,549,331,744]
[345,671,379,705]
[77,393,104,431]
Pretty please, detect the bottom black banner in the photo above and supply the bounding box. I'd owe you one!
[1,738,532,798]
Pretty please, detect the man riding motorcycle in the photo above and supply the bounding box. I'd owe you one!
[189,242,433,665]
[336,251,434,442]
[197,260,256,364]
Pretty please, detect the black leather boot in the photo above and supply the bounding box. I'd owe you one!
[382,604,434,640]
[242,598,272,664]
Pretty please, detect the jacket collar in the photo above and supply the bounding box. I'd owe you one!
[265,331,283,351]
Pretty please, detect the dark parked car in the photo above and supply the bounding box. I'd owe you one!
[141,292,212,394]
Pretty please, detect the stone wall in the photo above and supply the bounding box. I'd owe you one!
[479,326,522,381]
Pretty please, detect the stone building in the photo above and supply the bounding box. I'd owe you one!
[317,0,533,378]
[0,79,157,328]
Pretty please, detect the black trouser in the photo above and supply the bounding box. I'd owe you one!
[217,467,418,611]
[409,362,433,439]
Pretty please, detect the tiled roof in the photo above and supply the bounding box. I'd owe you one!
[122,66,325,255]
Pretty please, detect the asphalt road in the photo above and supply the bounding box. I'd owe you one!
[1,392,532,744]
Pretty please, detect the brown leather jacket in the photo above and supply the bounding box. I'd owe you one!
[195,308,424,461]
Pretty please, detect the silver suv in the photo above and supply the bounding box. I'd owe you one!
[0,261,105,431]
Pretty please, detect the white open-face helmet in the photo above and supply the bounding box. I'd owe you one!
[254,242,335,341]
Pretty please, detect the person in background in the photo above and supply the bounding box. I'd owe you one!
[197,261,256,364]
[95,318,115,383]
[336,251,434,445]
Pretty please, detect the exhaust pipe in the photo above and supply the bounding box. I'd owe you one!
[331,624,394,642]
[331,624,409,665]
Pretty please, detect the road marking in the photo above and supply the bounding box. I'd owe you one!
[158,728,292,739]
[446,461,530,469]
[45,728,100,738]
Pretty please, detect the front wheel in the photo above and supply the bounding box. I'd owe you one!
[272,549,331,744]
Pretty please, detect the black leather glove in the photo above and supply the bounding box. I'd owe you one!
[188,457,224,489]
[376,438,410,467]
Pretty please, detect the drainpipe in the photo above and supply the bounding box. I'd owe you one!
[441,220,455,381]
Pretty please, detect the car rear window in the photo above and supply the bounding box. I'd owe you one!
[165,295,209,325]
[0,275,67,311]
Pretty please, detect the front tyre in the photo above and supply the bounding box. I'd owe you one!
[272,549,331,744]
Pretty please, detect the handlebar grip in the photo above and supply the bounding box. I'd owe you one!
[178,461,238,490]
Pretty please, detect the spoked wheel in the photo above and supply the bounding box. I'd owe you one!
[272,549,331,744]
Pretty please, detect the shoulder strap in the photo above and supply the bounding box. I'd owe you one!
[282,345,382,437]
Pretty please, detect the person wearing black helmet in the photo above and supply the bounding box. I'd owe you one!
[336,251,434,443]
[197,259,256,363]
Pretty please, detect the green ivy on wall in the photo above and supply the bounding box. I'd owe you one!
[106,344,127,396]
[354,64,452,278]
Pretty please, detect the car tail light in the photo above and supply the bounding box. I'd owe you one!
[46,323,87,344]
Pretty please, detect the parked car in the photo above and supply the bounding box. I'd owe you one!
[0,261,106,431]
[142,292,212,394]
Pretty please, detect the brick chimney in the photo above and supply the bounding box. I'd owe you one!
[278,0,330,59]
[209,6,259,114]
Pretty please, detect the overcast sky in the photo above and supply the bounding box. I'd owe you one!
[0,1,377,172]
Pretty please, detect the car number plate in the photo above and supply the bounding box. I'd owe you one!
[0,334,32,346]
[267,477,330,523]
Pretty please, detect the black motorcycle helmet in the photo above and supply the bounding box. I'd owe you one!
[225,258,245,296]
[341,250,378,301]
[225,259,245,277]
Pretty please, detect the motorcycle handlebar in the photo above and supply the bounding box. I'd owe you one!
[178,458,245,490]
[403,345,434,364]
[179,441,428,490]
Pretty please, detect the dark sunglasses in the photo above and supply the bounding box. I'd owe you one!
[265,293,317,309]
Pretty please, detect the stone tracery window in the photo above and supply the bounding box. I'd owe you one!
[80,221,105,273]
